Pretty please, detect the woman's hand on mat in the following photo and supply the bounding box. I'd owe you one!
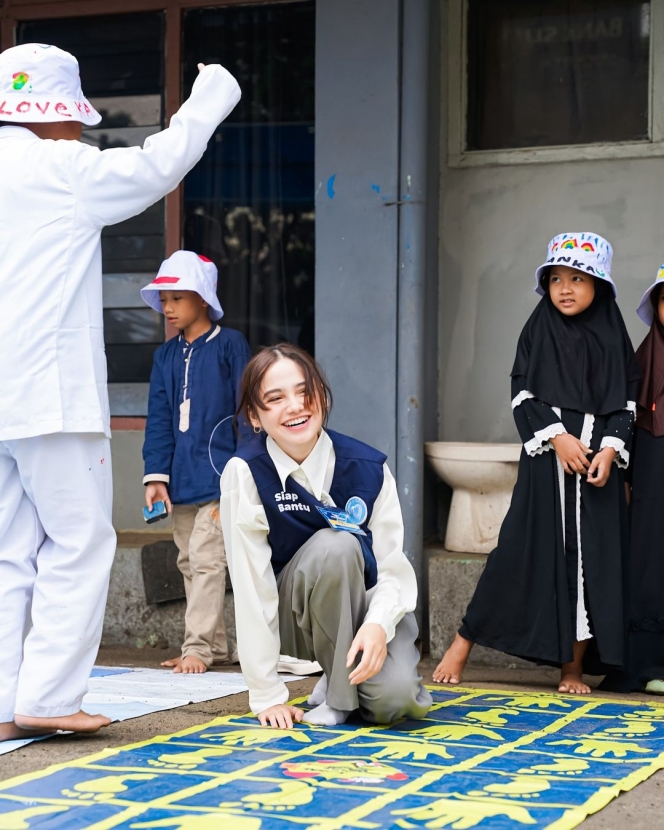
[257,704,304,729]
[145,482,171,513]
[550,433,591,475]
[347,623,388,685]
[586,447,616,487]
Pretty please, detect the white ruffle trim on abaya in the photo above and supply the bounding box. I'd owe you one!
[511,390,535,409]
[600,436,629,468]
[524,422,566,457]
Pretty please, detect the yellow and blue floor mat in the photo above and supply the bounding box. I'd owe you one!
[2,686,664,829]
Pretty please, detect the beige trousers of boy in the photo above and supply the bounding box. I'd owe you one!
[277,528,432,724]
[172,500,231,666]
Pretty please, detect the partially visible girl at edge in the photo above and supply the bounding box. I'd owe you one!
[602,265,664,694]
[220,343,432,728]
[433,233,639,694]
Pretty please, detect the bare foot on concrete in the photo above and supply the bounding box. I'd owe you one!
[172,655,207,674]
[0,720,56,742]
[558,640,591,694]
[161,655,182,669]
[432,633,473,684]
[558,672,591,694]
[13,711,111,734]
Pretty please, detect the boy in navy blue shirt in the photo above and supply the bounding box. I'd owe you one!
[141,250,251,673]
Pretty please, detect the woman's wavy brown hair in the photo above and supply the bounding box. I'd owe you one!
[235,343,333,433]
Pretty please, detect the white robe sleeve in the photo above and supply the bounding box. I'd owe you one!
[68,65,241,228]
[220,457,289,715]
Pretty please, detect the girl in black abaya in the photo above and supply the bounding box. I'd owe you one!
[433,232,639,694]
[602,268,664,693]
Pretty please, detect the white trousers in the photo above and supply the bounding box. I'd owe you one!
[0,433,116,720]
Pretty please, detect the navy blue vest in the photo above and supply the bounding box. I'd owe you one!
[234,430,387,589]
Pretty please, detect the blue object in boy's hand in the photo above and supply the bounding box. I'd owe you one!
[143,500,169,523]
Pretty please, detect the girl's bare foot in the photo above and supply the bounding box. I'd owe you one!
[558,640,590,694]
[173,655,207,674]
[0,720,56,742]
[432,633,473,684]
[13,711,111,734]
[558,672,591,694]
[161,655,182,669]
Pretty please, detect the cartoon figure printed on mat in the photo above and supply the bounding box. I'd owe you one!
[0,43,241,741]
[434,232,639,695]
[141,251,251,674]
[281,759,408,783]
[602,263,664,695]
[221,344,432,728]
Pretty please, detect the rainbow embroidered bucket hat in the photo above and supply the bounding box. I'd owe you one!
[141,251,224,321]
[0,43,100,126]
[534,232,616,297]
[636,263,664,326]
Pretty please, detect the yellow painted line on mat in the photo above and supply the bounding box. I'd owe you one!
[4,686,664,830]
[302,698,606,830]
[0,715,237,790]
[78,728,378,829]
[546,750,664,830]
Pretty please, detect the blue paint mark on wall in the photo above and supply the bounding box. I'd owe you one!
[327,174,337,199]
[371,184,381,194]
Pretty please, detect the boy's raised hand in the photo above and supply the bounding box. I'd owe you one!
[586,446,616,487]
[145,481,172,513]
[550,433,591,475]
[347,623,388,685]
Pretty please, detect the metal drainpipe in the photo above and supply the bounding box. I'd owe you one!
[396,0,430,629]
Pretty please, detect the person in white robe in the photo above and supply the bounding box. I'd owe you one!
[0,43,241,739]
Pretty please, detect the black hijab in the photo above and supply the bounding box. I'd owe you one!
[635,286,664,437]
[511,279,639,416]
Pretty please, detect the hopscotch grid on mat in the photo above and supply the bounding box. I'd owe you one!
[3,687,664,829]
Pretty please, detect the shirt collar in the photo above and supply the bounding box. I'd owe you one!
[0,125,40,141]
[180,323,217,348]
[266,429,333,500]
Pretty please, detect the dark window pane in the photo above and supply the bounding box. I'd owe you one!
[467,0,650,150]
[101,202,165,274]
[103,309,164,345]
[106,344,161,384]
[17,13,164,97]
[17,14,166,387]
[182,2,315,354]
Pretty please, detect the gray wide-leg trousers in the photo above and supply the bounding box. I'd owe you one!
[277,528,432,724]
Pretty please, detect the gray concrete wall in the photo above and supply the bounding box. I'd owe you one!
[437,6,661,443]
[111,429,172,531]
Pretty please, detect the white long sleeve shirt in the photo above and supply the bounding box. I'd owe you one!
[0,65,240,441]
[220,429,418,715]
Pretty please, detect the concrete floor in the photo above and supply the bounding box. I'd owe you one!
[1,649,663,828]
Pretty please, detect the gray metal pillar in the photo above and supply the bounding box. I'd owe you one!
[396,0,430,626]
[315,0,401,464]
[316,0,432,628]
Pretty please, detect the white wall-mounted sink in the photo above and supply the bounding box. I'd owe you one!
[425,441,521,554]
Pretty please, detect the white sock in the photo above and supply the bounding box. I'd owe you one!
[303,702,351,726]
[308,674,328,706]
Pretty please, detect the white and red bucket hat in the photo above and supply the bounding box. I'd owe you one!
[534,232,616,297]
[141,251,224,321]
[0,43,100,126]
[636,263,664,326]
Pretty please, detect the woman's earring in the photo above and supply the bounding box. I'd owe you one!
[253,425,261,434]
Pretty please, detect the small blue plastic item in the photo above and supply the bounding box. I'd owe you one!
[143,500,168,524]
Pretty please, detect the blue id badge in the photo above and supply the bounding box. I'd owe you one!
[317,506,367,536]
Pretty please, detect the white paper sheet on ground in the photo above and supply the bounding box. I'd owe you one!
[0,667,302,757]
